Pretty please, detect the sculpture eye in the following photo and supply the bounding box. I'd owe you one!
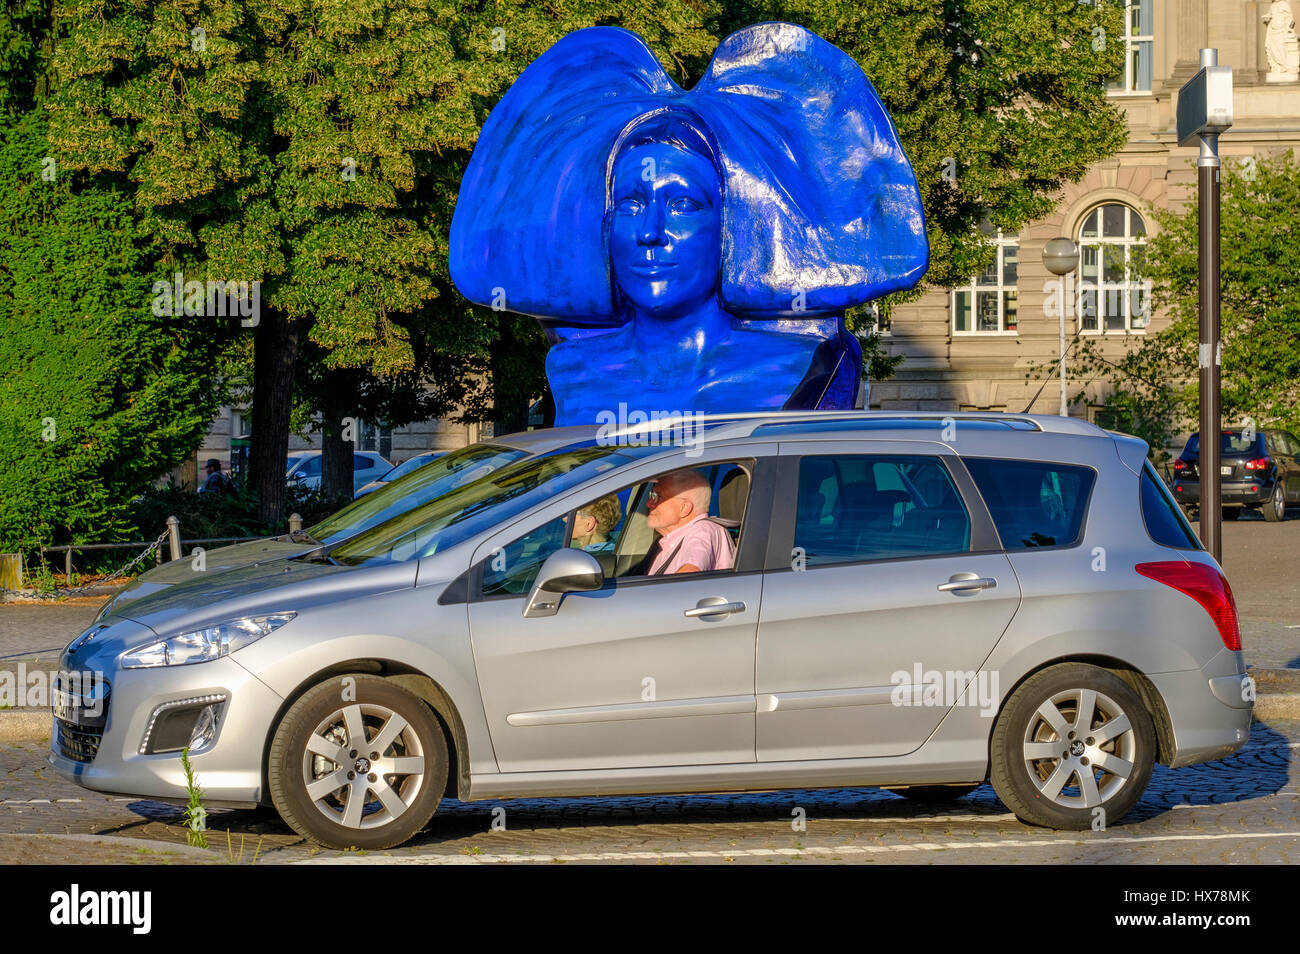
[615,198,643,215]
[669,197,703,214]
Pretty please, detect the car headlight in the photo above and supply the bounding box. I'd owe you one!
[121,614,296,669]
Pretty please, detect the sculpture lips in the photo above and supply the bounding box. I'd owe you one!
[630,262,677,276]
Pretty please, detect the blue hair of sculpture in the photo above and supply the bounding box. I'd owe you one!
[449,22,929,424]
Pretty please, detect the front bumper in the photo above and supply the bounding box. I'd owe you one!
[1150,648,1253,769]
[47,656,284,808]
[1171,477,1275,506]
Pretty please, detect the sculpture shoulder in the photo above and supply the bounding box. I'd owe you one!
[547,327,635,373]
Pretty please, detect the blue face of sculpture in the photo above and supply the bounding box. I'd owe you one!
[448,23,931,426]
[609,143,722,321]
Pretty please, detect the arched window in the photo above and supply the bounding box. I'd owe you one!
[952,228,1019,334]
[1076,203,1150,334]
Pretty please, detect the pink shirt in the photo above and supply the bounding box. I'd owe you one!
[650,515,736,575]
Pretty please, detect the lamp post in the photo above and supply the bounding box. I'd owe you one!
[1177,48,1233,562]
[1043,237,1079,418]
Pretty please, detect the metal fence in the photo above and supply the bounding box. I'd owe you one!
[35,513,303,580]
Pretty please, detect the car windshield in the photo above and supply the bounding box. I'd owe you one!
[1185,431,1263,456]
[331,442,663,566]
[310,444,530,545]
[379,454,439,482]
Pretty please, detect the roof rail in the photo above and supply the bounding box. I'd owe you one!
[599,409,1109,443]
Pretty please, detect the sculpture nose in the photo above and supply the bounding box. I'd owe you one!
[637,197,667,246]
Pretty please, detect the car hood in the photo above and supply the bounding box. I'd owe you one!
[82,558,418,664]
[95,538,312,620]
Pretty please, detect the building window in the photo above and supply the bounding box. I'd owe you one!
[952,231,1019,334]
[1076,203,1151,334]
[1107,0,1153,93]
[864,302,890,336]
[355,419,393,459]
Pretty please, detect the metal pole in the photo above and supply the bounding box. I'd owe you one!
[166,515,182,563]
[1059,281,1069,417]
[1197,50,1223,563]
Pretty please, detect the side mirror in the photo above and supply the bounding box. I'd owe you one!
[523,548,604,618]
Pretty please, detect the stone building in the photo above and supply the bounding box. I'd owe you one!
[870,0,1300,425]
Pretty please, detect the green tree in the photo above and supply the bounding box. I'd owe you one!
[44,0,722,518]
[0,110,226,556]
[1067,152,1300,447]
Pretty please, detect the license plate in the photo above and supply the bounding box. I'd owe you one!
[1221,466,1232,476]
[52,687,79,722]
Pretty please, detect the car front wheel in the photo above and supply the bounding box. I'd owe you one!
[990,663,1154,830]
[268,675,448,850]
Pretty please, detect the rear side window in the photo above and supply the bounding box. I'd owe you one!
[793,455,971,566]
[964,458,1095,549]
[1141,462,1201,550]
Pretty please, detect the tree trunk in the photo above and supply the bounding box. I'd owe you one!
[249,310,299,529]
[320,380,354,505]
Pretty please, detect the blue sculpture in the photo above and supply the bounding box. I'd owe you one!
[449,22,928,426]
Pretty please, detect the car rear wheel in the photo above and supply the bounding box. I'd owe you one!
[268,675,448,850]
[1263,483,1286,522]
[990,663,1154,830]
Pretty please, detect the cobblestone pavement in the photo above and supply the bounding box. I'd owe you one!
[1,719,1296,865]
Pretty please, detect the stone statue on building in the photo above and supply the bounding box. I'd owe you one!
[1263,0,1300,81]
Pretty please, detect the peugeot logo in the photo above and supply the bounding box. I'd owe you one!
[68,625,107,654]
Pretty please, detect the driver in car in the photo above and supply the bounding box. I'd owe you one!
[646,469,735,575]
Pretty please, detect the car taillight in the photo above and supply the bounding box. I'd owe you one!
[1172,459,1188,471]
[1136,561,1241,651]
[1243,457,1270,471]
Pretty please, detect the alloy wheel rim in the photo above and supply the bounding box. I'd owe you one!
[1275,484,1285,520]
[301,703,426,830]
[1022,687,1136,810]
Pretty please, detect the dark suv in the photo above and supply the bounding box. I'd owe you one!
[1171,429,1300,522]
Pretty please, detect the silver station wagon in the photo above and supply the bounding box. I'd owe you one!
[49,412,1253,849]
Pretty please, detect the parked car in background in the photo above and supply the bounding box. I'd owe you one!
[57,412,1251,850]
[1171,428,1300,522]
[95,429,588,620]
[354,452,445,499]
[286,450,392,493]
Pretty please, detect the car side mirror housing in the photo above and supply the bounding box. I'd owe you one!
[523,548,604,618]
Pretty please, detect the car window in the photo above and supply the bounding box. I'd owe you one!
[354,454,374,471]
[479,461,751,596]
[310,443,530,544]
[963,458,1095,549]
[792,455,971,566]
[297,456,321,477]
[1185,432,1264,456]
[332,442,666,566]
[1140,462,1200,550]
[482,516,572,597]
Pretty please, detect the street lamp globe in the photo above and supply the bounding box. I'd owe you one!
[1043,237,1079,276]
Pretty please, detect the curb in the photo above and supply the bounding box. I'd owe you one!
[2,671,1299,742]
[0,710,49,742]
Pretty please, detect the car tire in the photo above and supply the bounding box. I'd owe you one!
[1263,483,1286,522]
[990,663,1154,830]
[268,675,449,850]
[897,784,979,803]
[1222,506,1241,521]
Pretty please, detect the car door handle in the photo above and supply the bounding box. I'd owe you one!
[937,574,997,593]
[684,599,747,618]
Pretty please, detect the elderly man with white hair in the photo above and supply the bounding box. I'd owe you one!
[645,469,735,575]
